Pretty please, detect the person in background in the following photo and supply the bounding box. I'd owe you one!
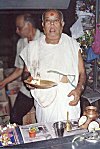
[0,13,42,125]
[20,9,86,123]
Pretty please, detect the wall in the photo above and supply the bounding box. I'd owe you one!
[0,0,70,9]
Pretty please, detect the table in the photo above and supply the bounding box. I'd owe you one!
[7,132,100,149]
[2,121,100,149]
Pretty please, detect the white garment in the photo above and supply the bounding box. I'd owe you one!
[20,33,81,122]
[15,29,42,97]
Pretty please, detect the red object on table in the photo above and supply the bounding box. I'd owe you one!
[29,130,36,138]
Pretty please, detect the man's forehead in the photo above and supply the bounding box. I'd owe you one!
[45,11,59,19]
[16,15,24,22]
[16,17,24,25]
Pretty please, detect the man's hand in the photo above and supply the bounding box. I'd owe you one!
[68,50,86,106]
[0,80,6,89]
[24,76,35,90]
[22,71,31,81]
[26,84,35,90]
[68,87,82,106]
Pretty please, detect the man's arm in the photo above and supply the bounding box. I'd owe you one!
[68,50,86,106]
[0,68,23,89]
[76,50,86,91]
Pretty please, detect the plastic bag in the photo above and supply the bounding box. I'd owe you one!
[86,46,99,62]
[92,24,100,54]
[70,18,84,39]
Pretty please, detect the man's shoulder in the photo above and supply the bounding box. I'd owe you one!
[34,29,44,40]
[62,33,72,39]
[30,35,44,45]
[17,38,27,45]
[62,33,72,41]
[28,38,40,50]
[62,33,78,43]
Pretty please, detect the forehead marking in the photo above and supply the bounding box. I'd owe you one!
[50,12,55,16]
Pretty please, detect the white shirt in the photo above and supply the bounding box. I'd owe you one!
[15,29,42,97]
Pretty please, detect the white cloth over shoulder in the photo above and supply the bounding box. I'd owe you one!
[20,33,81,123]
[15,29,42,98]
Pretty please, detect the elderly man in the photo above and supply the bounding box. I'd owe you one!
[0,13,42,125]
[20,9,86,123]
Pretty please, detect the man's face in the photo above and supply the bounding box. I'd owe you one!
[16,16,30,38]
[42,10,64,42]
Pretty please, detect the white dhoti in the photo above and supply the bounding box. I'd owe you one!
[31,82,80,123]
[20,33,81,123]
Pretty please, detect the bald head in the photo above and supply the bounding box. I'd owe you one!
[16,14,36,28]
[16,13,36,40]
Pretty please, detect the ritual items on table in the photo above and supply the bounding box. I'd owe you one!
[0,123,18,147]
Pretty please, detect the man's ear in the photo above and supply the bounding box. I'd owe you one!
[42,22,44,27]
[62,21,65,27]
[42,22,45,32]
[27,22,32,27]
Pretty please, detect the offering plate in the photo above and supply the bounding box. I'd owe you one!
[24,79,57,89]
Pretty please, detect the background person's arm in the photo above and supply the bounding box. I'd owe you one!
[68,50,86,106]
[0,68,23,89]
